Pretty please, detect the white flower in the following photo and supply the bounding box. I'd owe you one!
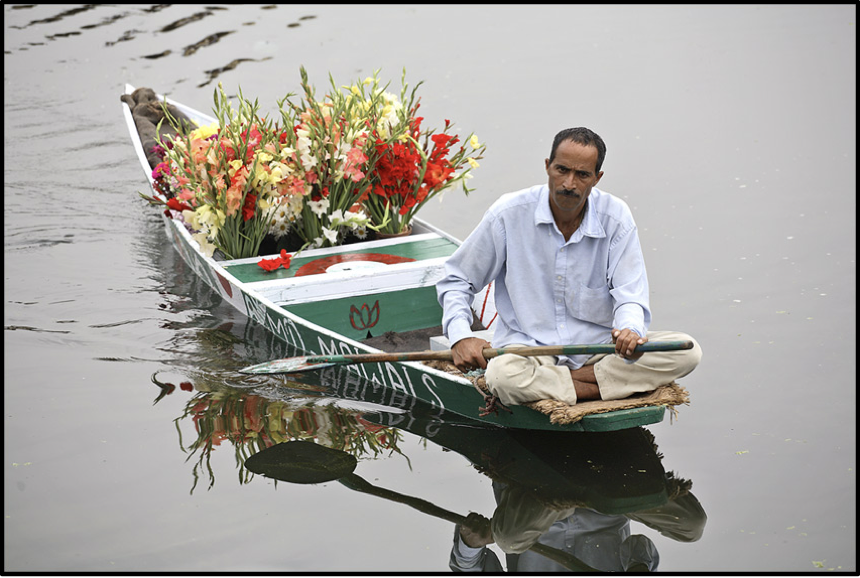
[301,153,318,170]
[286,195,303,220]
[264,201,295,239]
[271,221,290,239]
[353,225,368,240]
[345,209,368,223]
[328,209,345,226]
[322,226,339,245]
[308,198,330,217]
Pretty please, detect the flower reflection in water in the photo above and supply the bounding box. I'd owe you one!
[156,373,406,493]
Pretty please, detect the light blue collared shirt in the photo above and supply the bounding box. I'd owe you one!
[437,184,650,369]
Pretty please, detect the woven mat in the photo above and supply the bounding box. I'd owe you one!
[524,382,690,425]
[422,360,690,425]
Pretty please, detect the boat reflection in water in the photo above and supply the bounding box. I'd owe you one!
[154,311,704,570]
[236,364,707,573]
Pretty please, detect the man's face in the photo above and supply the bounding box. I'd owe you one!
[545,140,603,219]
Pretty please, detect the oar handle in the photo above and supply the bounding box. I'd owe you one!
[240,340,695,375]
[339,473,466,524]
[305,340,693,365]
[340,473,599,571]
[482,340,694,359]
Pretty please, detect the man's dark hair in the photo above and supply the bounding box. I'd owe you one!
[549,127,607,173]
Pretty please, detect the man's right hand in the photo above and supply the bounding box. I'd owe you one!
[451,337,492,372]
[459,512,494,548]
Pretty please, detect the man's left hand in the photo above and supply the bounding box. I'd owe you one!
[612,328,647,361]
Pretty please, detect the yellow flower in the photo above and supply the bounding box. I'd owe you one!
[228,159,244,176]
[268,164,285,184]
[467,158,480,169]
[470,134,481,148]
[194,204,225,235]
[350,85,361,96]
[191,122,220,140]
[182,209,201,230]
[192,232,217,257]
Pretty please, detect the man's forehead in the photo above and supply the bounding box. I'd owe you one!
[553,142,599,169]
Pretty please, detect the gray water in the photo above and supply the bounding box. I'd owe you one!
[4,4,855,574]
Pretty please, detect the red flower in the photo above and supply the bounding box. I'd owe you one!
[356,416,386,433]
[218,138,237,162]
[240,125,263,162]
[258,249,293,272]
[423,161,454,190]
[166,197,193,212]
[242,193,257,222]
[431,133,454,148]
[243,395,265,432]
[180,381,194,392]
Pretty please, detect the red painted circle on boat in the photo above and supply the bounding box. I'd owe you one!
[295,253,415,277]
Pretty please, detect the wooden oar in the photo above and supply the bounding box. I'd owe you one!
[245,441,599,572]
[239,339,694,375]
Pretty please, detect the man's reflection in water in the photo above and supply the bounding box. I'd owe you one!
[450,477,706,572]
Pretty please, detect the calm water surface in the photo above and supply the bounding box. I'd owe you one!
[4,4,855,574]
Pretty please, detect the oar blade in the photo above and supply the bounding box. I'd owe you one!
[245,440,358,484]
[239,357,335,374]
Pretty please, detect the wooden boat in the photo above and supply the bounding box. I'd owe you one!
[122,84,672,432]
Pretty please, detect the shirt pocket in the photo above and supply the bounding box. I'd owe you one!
[568,282,614,326]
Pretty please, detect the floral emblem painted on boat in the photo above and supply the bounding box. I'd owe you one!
[350,301,380,330]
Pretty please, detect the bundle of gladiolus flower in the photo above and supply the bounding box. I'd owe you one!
[147,67,485,261]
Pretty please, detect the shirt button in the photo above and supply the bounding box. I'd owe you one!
[557,275,562,280]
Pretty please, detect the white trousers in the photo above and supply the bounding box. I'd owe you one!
[484,331,702,406]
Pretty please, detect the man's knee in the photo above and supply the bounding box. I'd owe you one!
[485,354,532,392]
[676,336,703,376]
